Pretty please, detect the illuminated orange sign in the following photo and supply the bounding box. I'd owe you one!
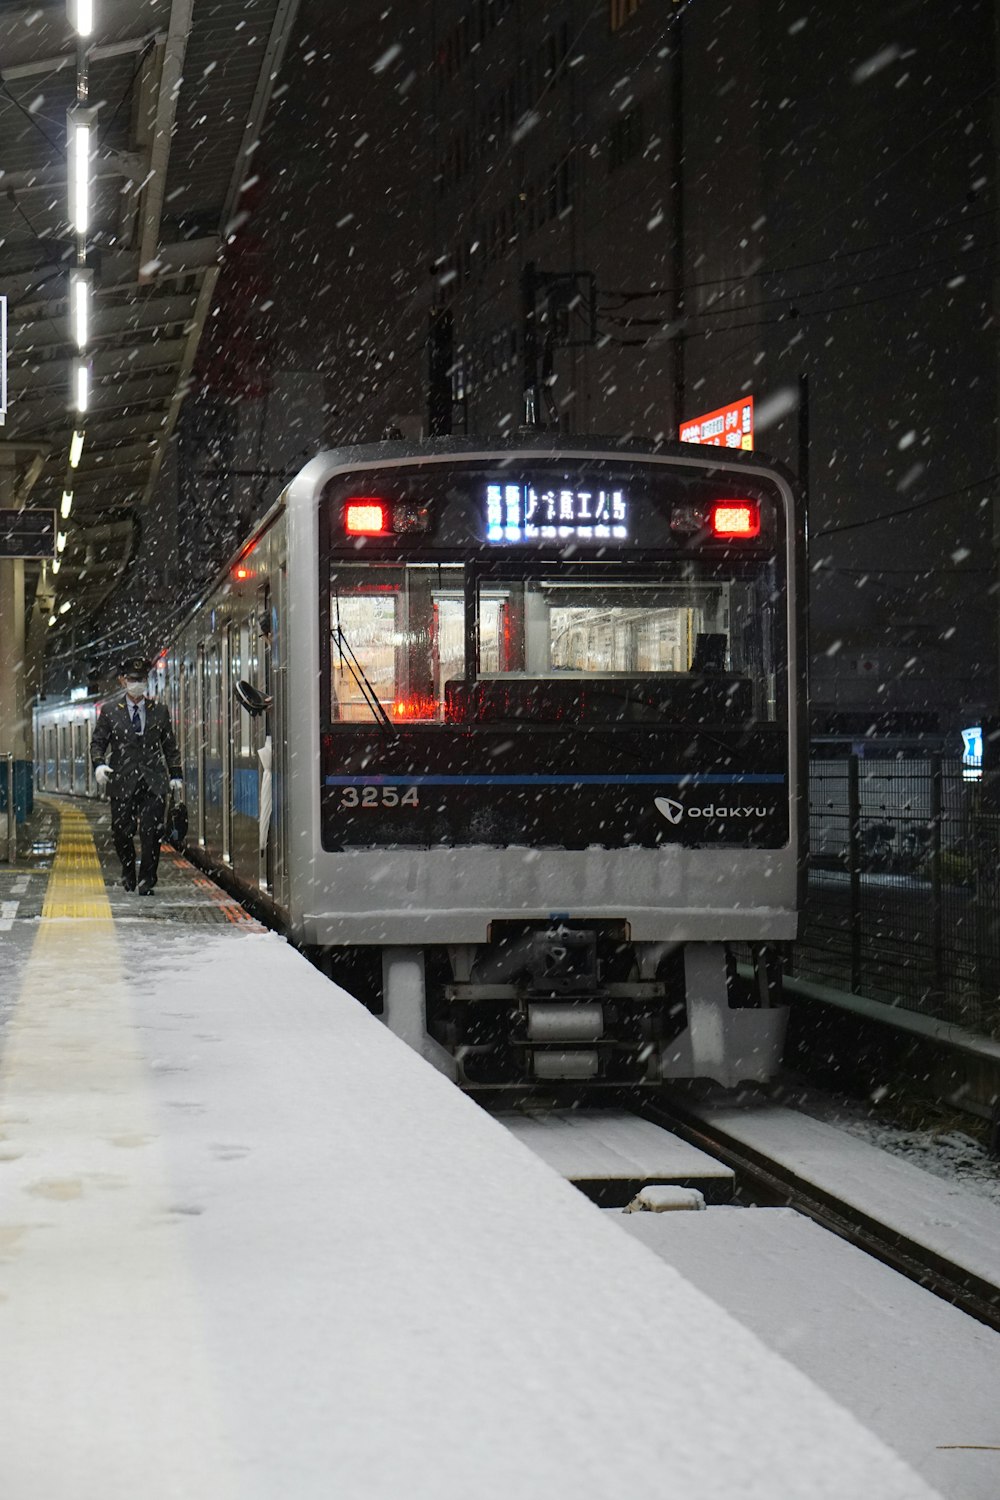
[679,396,754,450]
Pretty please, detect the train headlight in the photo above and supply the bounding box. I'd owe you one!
[392,502,431,533]
[669,504,705,536]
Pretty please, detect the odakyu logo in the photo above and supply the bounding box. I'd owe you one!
[655,797,769,823]
[654,797,684,824]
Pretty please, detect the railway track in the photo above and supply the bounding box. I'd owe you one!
[638,1094,1000,1336]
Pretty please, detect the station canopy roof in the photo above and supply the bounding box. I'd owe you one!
[0,0,300,638]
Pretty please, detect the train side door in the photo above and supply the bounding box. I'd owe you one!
[257,583,273,893]
[196,643,207,845]
[222,621,233,863]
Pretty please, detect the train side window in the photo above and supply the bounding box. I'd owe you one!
[238,621,252,755]
[209,646,220,756]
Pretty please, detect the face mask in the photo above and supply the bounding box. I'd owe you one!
[125,681,145,698]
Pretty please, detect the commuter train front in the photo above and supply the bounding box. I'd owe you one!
[277,437,805,1089]
[42,437,805,1090]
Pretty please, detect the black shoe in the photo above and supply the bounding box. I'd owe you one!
[121,870,137,891]
[137,879,155,896]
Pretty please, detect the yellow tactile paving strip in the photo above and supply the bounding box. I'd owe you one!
[38,801,113,924]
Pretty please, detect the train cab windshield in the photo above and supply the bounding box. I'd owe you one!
[323,457,787,732]
[327,557,782,730]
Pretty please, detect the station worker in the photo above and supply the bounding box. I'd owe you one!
[90,657,184,894]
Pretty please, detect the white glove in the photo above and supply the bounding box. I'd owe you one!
[95,764,112,787]
[169,778,184,792]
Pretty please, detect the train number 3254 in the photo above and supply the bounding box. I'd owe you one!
[340,786,420,809]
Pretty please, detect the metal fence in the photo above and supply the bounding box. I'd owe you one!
[798,757,1000,1034]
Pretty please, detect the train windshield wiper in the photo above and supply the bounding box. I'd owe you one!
[330,622,396,733]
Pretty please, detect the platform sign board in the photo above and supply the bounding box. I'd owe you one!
[0,509,56,558]
[679,396,754,450]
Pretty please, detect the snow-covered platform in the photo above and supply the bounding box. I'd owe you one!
[498,1108,735,1203]
[0,801,944,1498]
[622,1205,1000,1500]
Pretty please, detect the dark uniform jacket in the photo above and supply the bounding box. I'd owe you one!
[90,698,182,801]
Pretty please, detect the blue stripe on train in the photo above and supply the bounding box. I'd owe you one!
[234,767,259,818]
[323,773,786,787]
[203,764,259,816]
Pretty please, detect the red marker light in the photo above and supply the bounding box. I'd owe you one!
[234,566,251,580]
[710,501,760,538]
[345,499,389,535]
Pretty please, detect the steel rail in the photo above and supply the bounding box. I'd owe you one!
[638,1095,1000,1336]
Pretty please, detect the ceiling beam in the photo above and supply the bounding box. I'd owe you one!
[11,291,200,348]
[8,339,188,392]
[72,441,159,472]
[13,412,168,447]
[1,239,218,312]
[0,33,166,84]
[0,153,145,196]
[102,237,221,286]
[220,0,304,230]
[11,371,178,419]
[140,262,220,509]
[138,0,195,280]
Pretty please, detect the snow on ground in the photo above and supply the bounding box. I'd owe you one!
[682,1100,1000,1288]
[619,1206,1000,1500]
[782,1084,1000,1208]
[0,926,944,1500]
[497,1107,733,1187]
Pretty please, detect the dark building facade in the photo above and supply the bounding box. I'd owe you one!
[418,0,998,740]
[144,0,997,742]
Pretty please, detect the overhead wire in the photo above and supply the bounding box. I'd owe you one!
[597,237,995,330]
[600,256,994,347]
[0,79,66,156]
[597,204,997,309]
[813,473,1000,539]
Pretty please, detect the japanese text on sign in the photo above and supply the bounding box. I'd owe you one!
[679,396,754,450]
[485,483,628,543]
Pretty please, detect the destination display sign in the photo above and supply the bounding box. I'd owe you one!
[485,482,628,543]
[0,508,56,559]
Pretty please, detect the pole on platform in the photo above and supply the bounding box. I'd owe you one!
[520,261,540,428]
[0,451,29,828]
[426,306,453,437]
[4,752,14,863]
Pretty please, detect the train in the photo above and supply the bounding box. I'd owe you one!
[35,435,807,1090]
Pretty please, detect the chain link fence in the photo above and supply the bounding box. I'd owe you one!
[798,756,1000,1035]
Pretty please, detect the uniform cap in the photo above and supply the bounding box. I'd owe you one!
[119,657,151,677]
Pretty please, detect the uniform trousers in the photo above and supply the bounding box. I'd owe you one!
[110,782,166,885]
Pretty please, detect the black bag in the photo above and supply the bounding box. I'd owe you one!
[165,798,189,852]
